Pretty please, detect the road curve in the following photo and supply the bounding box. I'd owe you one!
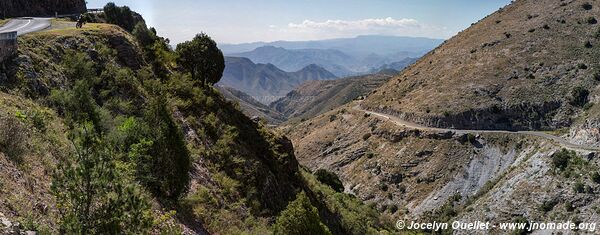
[0,18,51,35]
[353,104,600,152]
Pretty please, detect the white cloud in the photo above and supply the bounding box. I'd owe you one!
[281,17,450,40]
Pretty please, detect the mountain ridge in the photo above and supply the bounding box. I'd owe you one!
[219,56,337,104]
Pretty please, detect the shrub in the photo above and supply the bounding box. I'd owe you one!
[591,172,600,184]
[588,17,598,24]
[574,181,585,193]
[52,124,152,234]
[593,72,600,81]
[329,115,337,122]
[378,182,389,192]
[511,216,531,235]
[570,87,590,107]
[0,115,27,162]
[582,3,593,10]
[467,133,477,144]
[314,169,344,193]
[551,149,574,170]
[540,198,558,212]
[273,192,331,235]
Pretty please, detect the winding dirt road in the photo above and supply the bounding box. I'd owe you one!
[353,104,600,152]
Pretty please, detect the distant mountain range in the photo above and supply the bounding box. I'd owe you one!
[222,35,440,76]
[270,70,397,121]
[217,70,396,124]
[218,57,337,104]
[221,35,444,57]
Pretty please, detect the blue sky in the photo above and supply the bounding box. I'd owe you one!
[87,0,512,44]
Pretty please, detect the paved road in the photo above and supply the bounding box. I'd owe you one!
[353,104,600,151]
[0,18,51,35]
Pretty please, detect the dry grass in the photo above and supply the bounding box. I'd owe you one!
[30,23,122,37]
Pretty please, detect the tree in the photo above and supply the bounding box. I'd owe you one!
[273,192,331,235]
[103,2,138,32]
[129,95,192,200]
[52,124,153,234]
[132,22,157,47]
[175,33,225,87]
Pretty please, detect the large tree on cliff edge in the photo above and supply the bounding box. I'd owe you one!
[175,33,225,87]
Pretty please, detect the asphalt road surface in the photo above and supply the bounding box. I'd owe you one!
[353,104,600,152]
[0,18,51,35]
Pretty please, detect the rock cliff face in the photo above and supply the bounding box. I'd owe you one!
[1,0,86,17]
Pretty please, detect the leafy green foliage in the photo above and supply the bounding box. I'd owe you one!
[314,169,344,193]
[539,198,558,212]
[273,192,332,235]
[574,181,585,193]
[551,149,575,171]
[132,22,158,47]
[176,33,225,86]
[103,2,141,32]
[133,95,191,200]
[52,124,153,234]
[570,87,590,107]
[592,172,600,184]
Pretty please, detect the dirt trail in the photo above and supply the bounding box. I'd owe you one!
[353,104,600,152]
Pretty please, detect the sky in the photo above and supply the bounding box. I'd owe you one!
[86,0,512,45]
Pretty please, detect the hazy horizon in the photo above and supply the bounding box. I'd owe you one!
[86,0,511,45]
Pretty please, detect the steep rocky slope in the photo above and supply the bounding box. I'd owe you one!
[286,0,600,231]
[271,72,394,122]
[1,0,86,17]
[216,85,286,124]
[363,0,599,134]
[286,103,600,232]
